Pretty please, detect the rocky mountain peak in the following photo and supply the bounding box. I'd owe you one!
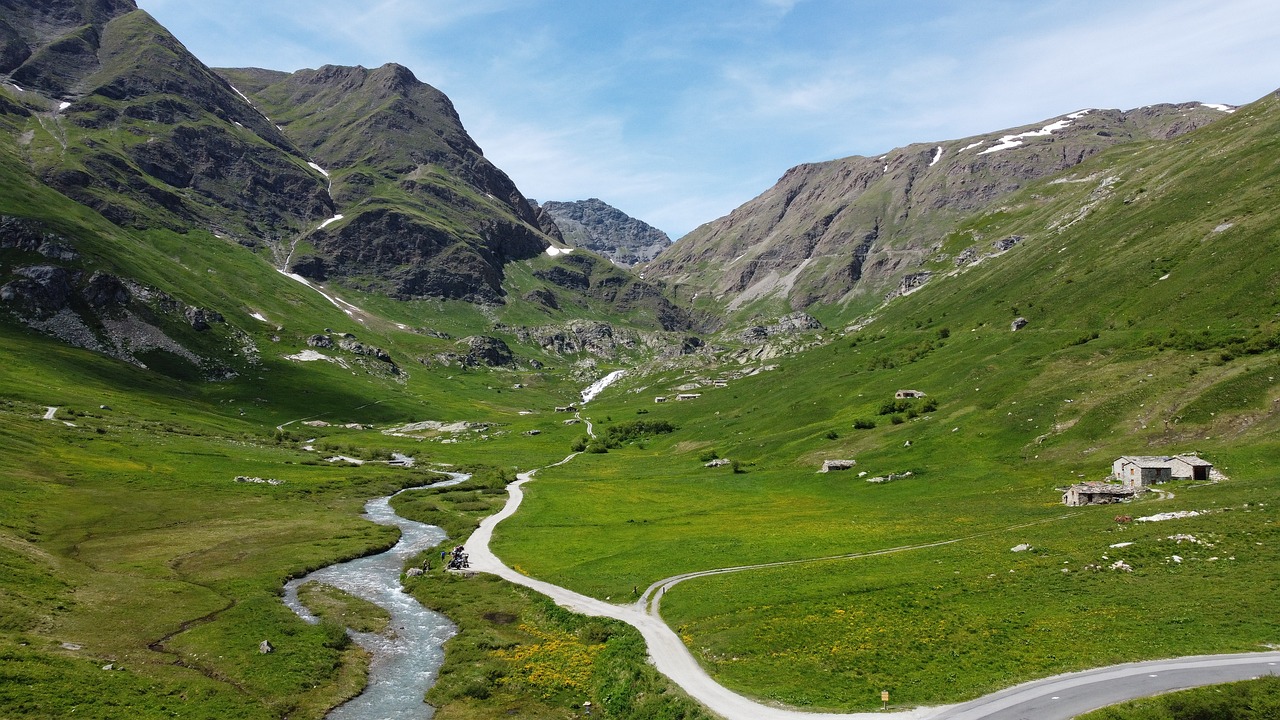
[534,198,671,268]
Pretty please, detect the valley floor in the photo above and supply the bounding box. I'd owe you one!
[466,447,1280,719]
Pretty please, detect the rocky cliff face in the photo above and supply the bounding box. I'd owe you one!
[217,63,550,303]
[644,104,1232,314]
[534,198,671,267]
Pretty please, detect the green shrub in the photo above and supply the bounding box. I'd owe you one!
[853,418,876,429]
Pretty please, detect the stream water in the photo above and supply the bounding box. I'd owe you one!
[282,473,469,720]
[581,369,625,404]
[283,371,617,717]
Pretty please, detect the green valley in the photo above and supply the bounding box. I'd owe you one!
[1,1,1278,718]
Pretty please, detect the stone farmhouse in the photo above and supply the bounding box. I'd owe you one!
[1063,454,1216,506]
[1113,454,1214,487]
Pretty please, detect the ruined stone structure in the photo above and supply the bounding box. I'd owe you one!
[820,459,857,473]
[1063,482,1137,506]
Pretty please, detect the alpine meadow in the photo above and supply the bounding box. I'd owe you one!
[1,1,1278,719]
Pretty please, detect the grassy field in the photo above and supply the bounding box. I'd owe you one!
[0,299,614,718]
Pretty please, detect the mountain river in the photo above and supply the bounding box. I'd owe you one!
[282,472,469,720]
[282,371,622,718]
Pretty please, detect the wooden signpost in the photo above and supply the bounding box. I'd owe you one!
[881,690,889,710]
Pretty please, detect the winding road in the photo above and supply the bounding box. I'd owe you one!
[466,457,1280,720]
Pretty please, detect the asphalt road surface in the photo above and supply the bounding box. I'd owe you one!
[932,652,1280,720]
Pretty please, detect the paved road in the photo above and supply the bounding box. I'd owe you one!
[465,454,1280,720]
[933,652,1280,720]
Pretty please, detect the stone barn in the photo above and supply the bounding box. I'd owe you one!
[1063,482,1137,506]
[1168,455,1213,481]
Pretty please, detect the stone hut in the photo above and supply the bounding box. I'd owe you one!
[1168,455,1213,481]
[820,459,857,473]
[1063,482,1137,506]
[676,393,701,401]
[1112,454,1213,487]
[654,396,668,403]
[895,389,926,399]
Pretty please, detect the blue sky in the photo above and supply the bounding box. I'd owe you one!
[138,0,1280,239]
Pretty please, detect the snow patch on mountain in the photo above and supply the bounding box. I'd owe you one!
[979,111,1090,155]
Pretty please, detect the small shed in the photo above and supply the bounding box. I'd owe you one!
[676,393,701,401]
[1168,455,1213,481]
[654,396,668,403]
[1112,456,1173,488]
[895,389,927,399]
[1063,482,1137,506]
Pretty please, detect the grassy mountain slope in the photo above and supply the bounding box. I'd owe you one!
[215,63,548,304]
[645,103,1231,320]
[491,89,1280,709]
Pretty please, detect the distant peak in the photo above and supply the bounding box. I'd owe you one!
[372,62,420,89]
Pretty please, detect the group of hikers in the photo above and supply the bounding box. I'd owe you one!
[440,544,469,571]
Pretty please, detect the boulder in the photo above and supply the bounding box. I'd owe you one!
[259,640,274,654]
[83,272,130,308]
[1011,317,1029,331]
[458,336,515,367]
[184,307,224,331]
[306,334,333,348]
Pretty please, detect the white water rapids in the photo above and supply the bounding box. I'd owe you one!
[580,369,625,404]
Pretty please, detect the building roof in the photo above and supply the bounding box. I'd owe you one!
[1071,481,1134,494]
[1117,454,1212,468]
[1117,455,1174,468]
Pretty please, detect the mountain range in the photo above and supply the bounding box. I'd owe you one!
[3,1,1280,718]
